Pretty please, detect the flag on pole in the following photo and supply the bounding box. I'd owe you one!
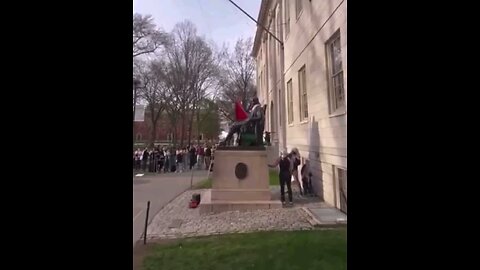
[234,101,249,122]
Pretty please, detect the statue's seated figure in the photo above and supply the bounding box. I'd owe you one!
[220,98,266,147]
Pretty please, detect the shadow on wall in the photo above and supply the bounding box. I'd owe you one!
[308,116,324,200]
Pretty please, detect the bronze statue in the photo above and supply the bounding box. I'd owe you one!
[220,97,266,147]
[249,97,265,146]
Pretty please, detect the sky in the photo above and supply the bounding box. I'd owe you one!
[134,0,261,50]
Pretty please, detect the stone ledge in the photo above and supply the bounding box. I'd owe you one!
[301,207,347,228]
[211,188,271,201]
[200,189,282,214]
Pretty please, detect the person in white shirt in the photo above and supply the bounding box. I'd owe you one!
[134,148,142,170]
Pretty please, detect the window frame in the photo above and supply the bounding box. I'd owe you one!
[286,79,294,125]
[325,30,346,116]
[295,0,303,20]
[298,65,308,122]
[285,0,290,37]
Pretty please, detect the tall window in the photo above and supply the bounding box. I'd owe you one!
[272,7,276,53]
[270,101,275,133]
[285,0,290,36]
[298,65,308,121]
[277,8,281,55]
[296,0,303,19]
[326,31,345,114]
[278,89,282,126]
[287,79,293,124]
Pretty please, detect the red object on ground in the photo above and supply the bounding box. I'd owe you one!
[189,200,199,208]
[235,101,249,122]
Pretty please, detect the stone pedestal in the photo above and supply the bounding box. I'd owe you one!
[199,148,282,214]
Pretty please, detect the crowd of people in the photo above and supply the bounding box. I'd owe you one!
[133,144,215,173]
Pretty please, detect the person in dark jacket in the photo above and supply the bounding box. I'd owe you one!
[148,149,155,172]
[164,149,170,173]
[189,146,197,170]
[268,151,293,206]
[169,148,176,172]
[158,150,164,173]
[153,147,159,173]
[142,148,149,171]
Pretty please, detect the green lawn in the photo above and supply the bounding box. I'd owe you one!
[269,169,279,186]
[193,178,212,189]
[193,170,278,189]
[141,230,347,270]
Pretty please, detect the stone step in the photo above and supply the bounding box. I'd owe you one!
[301,207,347,227]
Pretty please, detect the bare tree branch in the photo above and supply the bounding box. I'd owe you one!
[133,13,168,58]
[216,38,257,124]
[133,58,168,147]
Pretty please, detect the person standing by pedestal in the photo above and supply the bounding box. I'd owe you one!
[289,148,303,196]
[268,151,293,206]
[301,159,313,196]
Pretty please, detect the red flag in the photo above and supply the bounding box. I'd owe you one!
[235,101,249,122]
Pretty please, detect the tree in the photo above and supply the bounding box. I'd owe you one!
[133,13,167,58]
[133,19,223,147]
[197,98,220,140]
[134,59,167,147]
[217,38,257,123]
[156,21,219,147]
[150,59,180,146]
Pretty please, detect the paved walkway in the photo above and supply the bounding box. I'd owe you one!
[146,187,334,240]
[133,170,208,245]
